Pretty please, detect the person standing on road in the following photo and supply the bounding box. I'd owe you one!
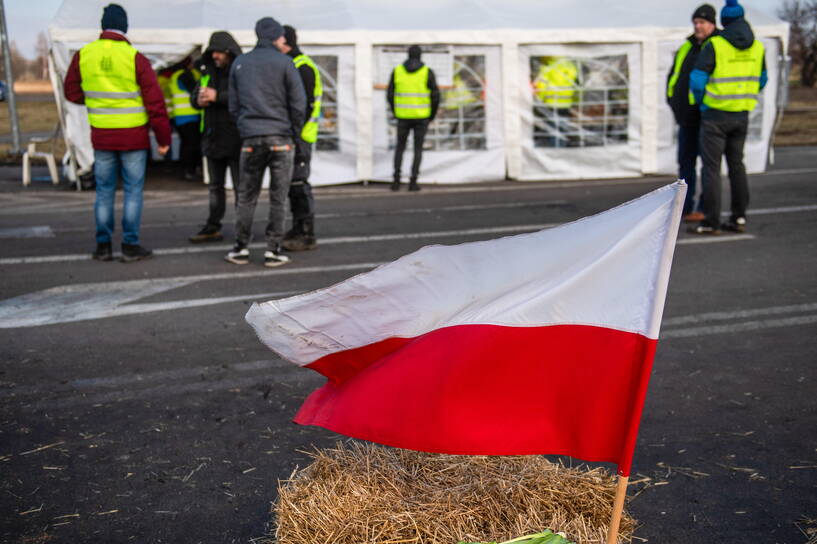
[667,4,718,223]
[170,57,202,181]
[225,17,306,267]
[63,3,171,263]
[388,45,440,192]
[278,25,320,251]
[187,31,243,244]
[689,0,766,235]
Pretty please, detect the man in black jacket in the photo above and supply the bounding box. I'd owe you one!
[666,4,717,222]
[188,31,243,243]
[226,17,306,267]
[387,45,440,191]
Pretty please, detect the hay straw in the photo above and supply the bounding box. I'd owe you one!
[270,442,635,544]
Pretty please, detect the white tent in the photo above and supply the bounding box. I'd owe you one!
[48,0,789,186]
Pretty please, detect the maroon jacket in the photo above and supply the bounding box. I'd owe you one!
[64,31,171,151]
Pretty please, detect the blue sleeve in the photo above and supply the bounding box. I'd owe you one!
[689,68,709,106]
[760,67,768,90]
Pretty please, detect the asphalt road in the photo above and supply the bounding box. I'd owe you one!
[1,148,815,544]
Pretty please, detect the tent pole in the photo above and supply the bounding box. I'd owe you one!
[605,474,629,544]
[0,0,22,155]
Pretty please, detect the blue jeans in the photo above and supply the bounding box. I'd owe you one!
[677,123,702,215]
[94,149,148,245]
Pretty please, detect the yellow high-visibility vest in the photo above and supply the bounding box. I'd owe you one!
[534,58,577,109]
[78,39,148,129]
[157,72,174,119]
[170,69,199,118]
[393,64,431,119]
[667,40,694,101]
[443,73,477,110]
[293,53,322,143]
[702,36,765,112]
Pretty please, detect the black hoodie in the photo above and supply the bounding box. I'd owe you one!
[191,31,243,159]
[666,31,719,126]
[387,57,441,120]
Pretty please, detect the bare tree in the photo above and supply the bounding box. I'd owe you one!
[0,40,34,81]
[35,32,49,79]
[779,0,817,87]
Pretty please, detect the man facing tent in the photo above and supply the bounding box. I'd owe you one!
[387,45,440,191]
[63,3,171,263]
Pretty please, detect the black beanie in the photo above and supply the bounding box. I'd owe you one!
[255,17,284,42]
[692,4,717,24]
[408,45,422,59]
[283,25,298,47]
[101,3,128,33]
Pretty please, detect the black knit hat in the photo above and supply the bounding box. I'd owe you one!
[101,3,128,33]
[283,25,298,47]
[255,17,283,41]
[692,4,717,24]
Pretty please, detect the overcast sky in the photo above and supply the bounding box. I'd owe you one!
[4,0,788,59]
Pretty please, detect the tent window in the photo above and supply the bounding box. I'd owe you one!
[530,54,629,148]
[388,55,487,151]
[313,55,339,152]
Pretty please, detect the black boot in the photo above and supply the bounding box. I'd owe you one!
[282,218,317,251]
[391,174,401,191]
[92,242,113,262]
[121,243,153,263]
[408,177,421,192]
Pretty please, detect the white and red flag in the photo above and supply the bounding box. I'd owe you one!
[246,182,685,476]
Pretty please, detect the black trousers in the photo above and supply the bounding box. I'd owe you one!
[289,136,314,222]
[393,118,429,180]
[205,156,239,230]
[700,116,750,228]
[176,122,202,173]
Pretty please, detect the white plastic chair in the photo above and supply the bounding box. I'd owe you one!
[22,124,60,187]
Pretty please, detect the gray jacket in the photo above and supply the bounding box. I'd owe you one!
[228,40,306,140]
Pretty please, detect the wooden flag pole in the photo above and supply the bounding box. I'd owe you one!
[604,474,629,544]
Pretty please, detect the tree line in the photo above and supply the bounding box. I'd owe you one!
[779,0,817,87]
[0,32,49,82]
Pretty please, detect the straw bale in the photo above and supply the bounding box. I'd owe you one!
[270,442,634,544]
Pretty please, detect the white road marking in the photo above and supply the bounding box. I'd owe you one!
[0,226,54,238]
[0,223,756,265]
[661,314,817,339]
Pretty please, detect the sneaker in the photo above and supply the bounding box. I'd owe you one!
[92,242,113,262]
[687,223,721,235]
[721,216,747,233]
[224,246,250,265]
[682,211,705,223]
[264,248,291,267]
[120,244,153,262]
[189,225,224,243]
[282,234,317,251]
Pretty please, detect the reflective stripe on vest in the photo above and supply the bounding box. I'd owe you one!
[293,54,323,143]
[534,58,577,109]
[702,36,765,112]
[170,69,199,118]
[78,39,147,129]
[667,40,693,102]
[393,64,431,119]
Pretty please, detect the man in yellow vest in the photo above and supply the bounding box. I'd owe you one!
[689,0,767,235]
[278,25,320,251]
[666,4,717,223]
[387,45,440,191]
[533,56,578,147]
[63,3,171,262]
[170,57,201,180]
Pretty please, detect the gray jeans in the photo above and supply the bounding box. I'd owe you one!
[234,135,294,250]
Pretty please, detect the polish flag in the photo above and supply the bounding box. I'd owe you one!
[246,182,685,476]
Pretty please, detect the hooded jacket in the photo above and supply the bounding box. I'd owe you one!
[228,38,306,140]
[387,57,441,120]
[190,31,242,159]
[690,18,768,117]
